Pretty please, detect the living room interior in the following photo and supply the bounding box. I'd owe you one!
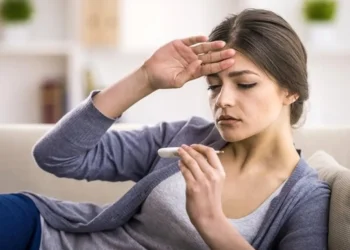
[0,0,349,249]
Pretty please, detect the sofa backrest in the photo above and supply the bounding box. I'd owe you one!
[0,124,349,204]
[293,126,350,168]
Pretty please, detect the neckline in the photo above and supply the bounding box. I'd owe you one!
[228,179,287,222]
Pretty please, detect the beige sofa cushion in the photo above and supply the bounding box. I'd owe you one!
[308,151,350,250]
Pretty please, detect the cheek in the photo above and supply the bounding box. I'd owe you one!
[242,96,264,119]
[248,89,283,122]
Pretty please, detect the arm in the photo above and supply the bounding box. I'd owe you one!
[33,36,235,182]
[33,68,170,182]
[276,183,330,250]
[32,98,187,182]
[92,66,154,120]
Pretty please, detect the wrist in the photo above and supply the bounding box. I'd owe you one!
[194,210,227,230]
[124,66,157,102]
[139,62,157,92]
[92,67,156,119]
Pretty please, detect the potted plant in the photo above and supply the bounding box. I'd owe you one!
[0,0,34,43]
[303,0,338,46]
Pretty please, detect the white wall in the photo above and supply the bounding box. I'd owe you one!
[85,0,350,126]
[87,0,240,124]
[29,0,70,41]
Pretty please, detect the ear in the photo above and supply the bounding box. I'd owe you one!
[283,90,299,106]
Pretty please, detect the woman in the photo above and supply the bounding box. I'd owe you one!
[0,9,329,250]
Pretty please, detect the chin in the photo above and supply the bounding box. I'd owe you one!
[216,125,250,142]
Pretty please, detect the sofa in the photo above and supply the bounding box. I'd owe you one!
[0,123,349,249]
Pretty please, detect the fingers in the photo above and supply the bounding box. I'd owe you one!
[173,39,198,63]
[191,41,226,55]
[181,35,208,46]
[178,146,207,181]
[175,57,235,82]
[178,145,216,181]
[189,40,235,75]
[198,49,235,64]
[201,59,235,76]
[176,37,236,80]
[191,144,225,175]
[178,160,195,184]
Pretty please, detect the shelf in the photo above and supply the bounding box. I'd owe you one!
[0,41,75,56]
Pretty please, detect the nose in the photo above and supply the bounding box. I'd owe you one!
[215,84,236,108]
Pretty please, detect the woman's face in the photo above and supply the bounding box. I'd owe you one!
[207,52,291,142]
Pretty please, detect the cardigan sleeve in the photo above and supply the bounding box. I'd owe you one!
[32,91,188,182]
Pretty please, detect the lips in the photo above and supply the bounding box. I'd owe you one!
[217,115,240,122]
[216,115,242,126]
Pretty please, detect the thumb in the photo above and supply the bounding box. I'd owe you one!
[175,60,202,86]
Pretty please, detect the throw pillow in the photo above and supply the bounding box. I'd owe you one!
[308,150,350,250]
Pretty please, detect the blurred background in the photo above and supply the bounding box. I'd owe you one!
[0,0,348,126]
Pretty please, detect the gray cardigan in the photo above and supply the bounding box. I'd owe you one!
[26,93,330,250]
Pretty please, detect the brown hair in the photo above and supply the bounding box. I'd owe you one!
[209,9,308,125]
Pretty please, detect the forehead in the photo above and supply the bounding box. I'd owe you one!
[216,51,265,78]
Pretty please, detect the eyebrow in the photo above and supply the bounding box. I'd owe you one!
[207,70,259,78]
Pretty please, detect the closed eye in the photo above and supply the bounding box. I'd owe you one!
[207,83,257,91]
[238,83,257,89]
[207,85,222,91]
